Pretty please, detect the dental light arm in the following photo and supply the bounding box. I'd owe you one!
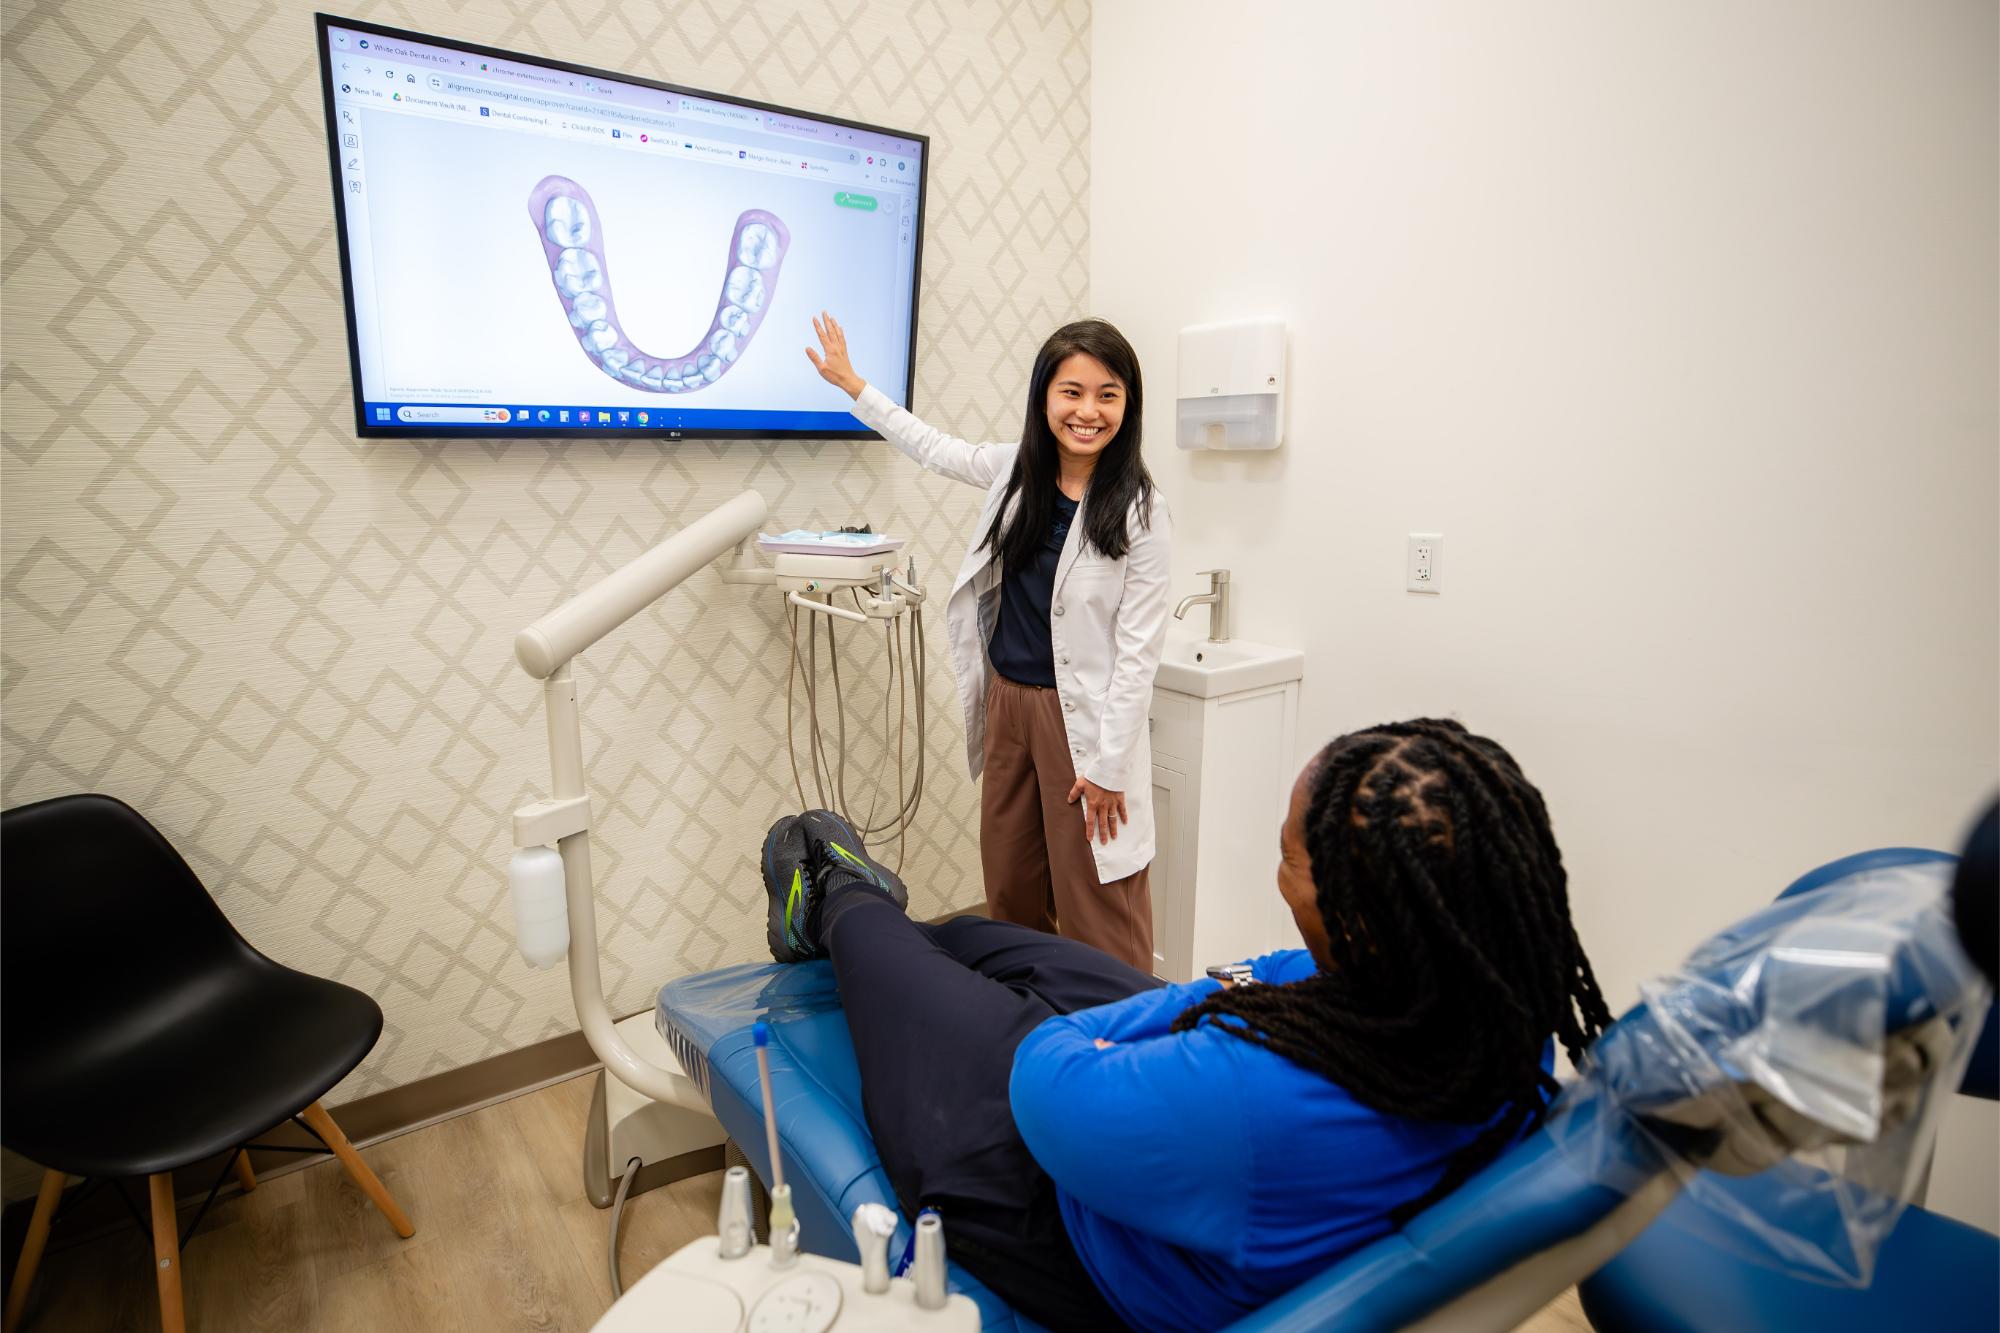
[515,491,770,680]
[512,489,769,1115]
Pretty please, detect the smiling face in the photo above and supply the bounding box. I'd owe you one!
[1044,352,1125,472]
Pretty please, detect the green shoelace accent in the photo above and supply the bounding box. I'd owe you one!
[829,841,880,885]
[785,867,805,947]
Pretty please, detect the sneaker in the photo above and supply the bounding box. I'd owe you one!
[797,810,909,913]
[761,814,820,963]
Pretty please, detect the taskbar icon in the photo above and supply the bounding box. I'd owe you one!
[496,406,668,427]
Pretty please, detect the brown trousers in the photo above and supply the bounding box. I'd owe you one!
[980,674,1154,972]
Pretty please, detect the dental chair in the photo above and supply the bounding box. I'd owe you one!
[656,958,1668,1330]
[652,848,1991,1332]
[512,495,1990,1330]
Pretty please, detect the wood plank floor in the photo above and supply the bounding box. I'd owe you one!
[10,1072,1593,1330]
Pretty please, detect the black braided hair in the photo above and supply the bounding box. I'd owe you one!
[1170,718,1612,1224]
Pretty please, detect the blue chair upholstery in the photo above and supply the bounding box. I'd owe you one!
[1579,848,1999,1333]
[656,848,1990,1331]
[1774,847,1958,899]
[1578,1173,1998,1333]
[1218,1101,1654,1331]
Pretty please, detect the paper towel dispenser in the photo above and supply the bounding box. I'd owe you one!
[1176,318,1285,450]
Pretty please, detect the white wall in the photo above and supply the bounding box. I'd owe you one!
[1093,1,1997,1228]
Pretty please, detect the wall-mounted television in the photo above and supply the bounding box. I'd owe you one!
[314,14,927,439]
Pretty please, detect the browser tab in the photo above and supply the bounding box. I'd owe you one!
[679,98,762,127]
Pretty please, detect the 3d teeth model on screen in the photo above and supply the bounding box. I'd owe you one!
[528,175,789,393]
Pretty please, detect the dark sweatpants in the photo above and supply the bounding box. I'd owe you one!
[816,881,1165,1332]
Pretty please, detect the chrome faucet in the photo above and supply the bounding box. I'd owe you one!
[1173,569,1231,643]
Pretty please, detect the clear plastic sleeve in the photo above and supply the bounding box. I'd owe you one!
[1547,859,1990,1285]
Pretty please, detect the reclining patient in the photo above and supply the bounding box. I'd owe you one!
[761,718,1612,1332]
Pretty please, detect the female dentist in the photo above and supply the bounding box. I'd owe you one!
[807,314,1171,971]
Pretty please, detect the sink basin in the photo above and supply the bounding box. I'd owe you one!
[1154,635,1304,699]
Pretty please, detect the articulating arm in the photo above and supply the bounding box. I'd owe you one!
[512,490,769,1114]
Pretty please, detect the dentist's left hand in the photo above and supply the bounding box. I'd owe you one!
[1068,777,1126,845]
[806,312,865,399]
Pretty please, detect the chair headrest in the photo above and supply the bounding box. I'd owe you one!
[1548,855,1991,1286]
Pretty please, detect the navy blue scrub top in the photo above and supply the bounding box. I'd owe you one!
[988,492,1079,688]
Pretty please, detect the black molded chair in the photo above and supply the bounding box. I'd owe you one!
[1,794,414,1332]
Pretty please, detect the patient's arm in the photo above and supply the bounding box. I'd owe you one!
[1249,948,1319,985]
[1010,984,1259,1262]
[1089,951,1312,1046]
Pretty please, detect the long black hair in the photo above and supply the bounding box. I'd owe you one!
[982,319,1155,568]
[1171,718,1613,1223]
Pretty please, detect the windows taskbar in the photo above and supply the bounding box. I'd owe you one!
[359,402,867,433]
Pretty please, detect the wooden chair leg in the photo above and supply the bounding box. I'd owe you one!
[232,1150,257,1193]
[2,1169,64,1333]
[147,1174,185,1333]
[299,1102,414,1238]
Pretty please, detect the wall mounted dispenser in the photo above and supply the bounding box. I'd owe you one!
[1176,318,1285,450]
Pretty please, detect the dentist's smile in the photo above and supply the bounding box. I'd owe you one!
[1044,350,1127,474]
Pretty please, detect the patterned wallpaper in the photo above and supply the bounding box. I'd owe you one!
[0,0,1089,1115]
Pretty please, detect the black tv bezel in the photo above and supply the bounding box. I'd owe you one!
[313,12,927,441]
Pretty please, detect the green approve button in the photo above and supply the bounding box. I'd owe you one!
[834,192,878,211]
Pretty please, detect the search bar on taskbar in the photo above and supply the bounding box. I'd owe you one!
[396,406,512,423]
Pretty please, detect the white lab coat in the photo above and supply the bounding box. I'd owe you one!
[852,384,1172,883]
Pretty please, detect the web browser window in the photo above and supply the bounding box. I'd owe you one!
[320,16,926,438]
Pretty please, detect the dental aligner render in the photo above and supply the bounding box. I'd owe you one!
[528,175,789,393]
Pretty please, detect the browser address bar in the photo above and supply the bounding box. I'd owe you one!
[440,79,679,132]
[424,77,866,172]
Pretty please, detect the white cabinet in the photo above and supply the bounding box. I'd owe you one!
[1147,643,1304,982]
[1147,762,1191,978]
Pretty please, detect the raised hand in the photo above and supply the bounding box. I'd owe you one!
[805,311,866,399]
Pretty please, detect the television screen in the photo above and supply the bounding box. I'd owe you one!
[315,14,926,438]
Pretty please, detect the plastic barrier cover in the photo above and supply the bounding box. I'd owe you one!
[1547,860,1990,1286]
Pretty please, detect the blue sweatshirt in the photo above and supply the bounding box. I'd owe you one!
[1009,950,1538,1333]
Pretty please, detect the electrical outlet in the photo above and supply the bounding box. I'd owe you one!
[1406,532,1442,594]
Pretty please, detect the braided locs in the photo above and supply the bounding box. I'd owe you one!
[1170,718,1612,1223]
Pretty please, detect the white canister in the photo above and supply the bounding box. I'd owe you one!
[507,844,570,968]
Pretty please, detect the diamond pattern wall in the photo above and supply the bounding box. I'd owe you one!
[1,0,1089,1124]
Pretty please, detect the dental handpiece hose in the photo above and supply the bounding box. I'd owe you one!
[752,1021,799,1267]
